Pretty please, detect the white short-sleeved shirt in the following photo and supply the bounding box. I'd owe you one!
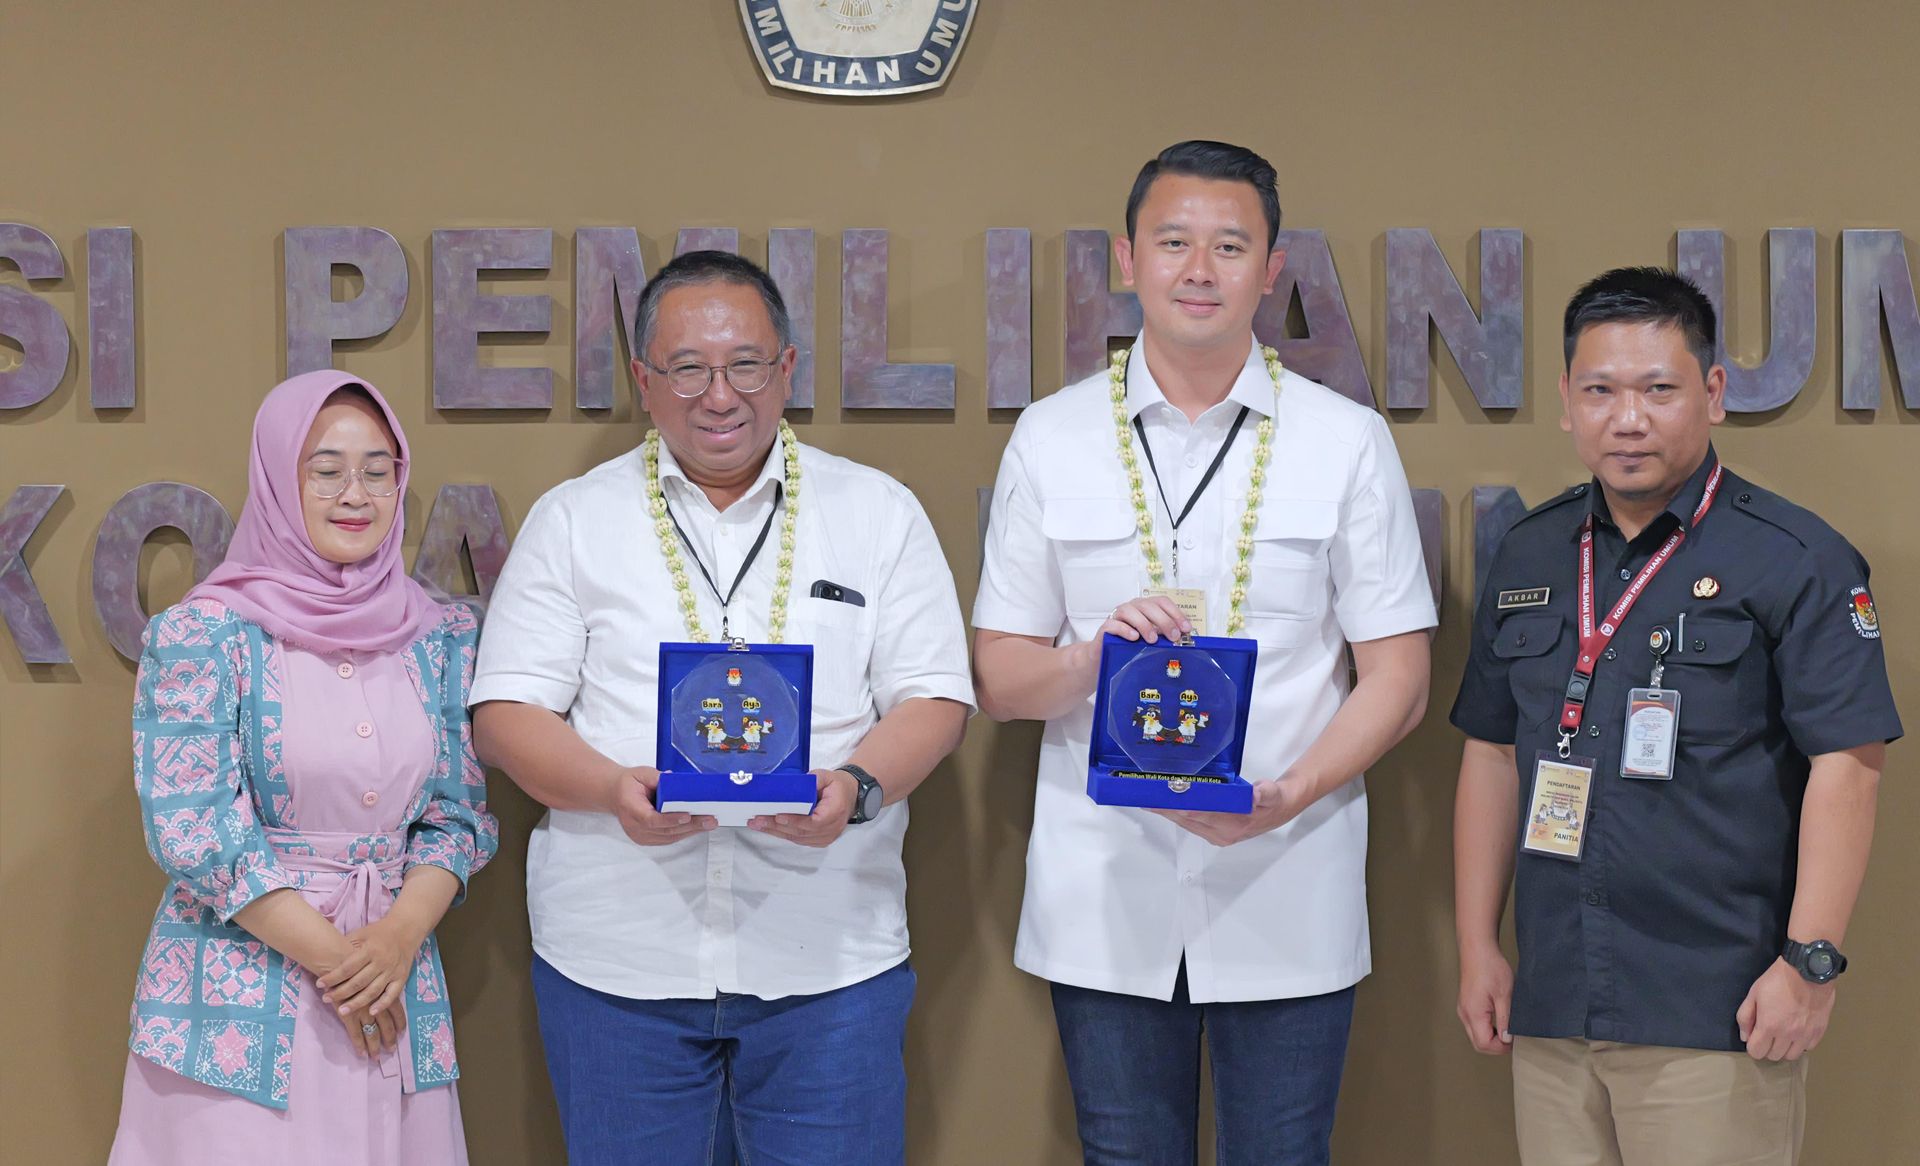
[471,433,974,1001]
[974,338,1436,1003]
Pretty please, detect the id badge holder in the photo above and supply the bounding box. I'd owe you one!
[1143,586,1209,637]
[1620,687,1680,780]
[1523,750,1596,862]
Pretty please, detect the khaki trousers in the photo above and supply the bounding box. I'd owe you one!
[1512,1037,1807,1166]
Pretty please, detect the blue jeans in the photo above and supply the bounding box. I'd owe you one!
[1050,963,1356,1166]
[531,955,914,1166]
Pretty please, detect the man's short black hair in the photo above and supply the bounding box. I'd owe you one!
[1125,140,1282,253]
[1563,267,1719,376]
[633,250,793,358]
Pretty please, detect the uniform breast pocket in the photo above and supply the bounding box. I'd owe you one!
[1043,497,1140,619]
[1663,616,1758,747]
[1245,500,1335,629]
[791,595,875,721]
[1493,611,1567,728]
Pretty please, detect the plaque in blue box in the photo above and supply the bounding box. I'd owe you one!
[655,641,818,827]
[1086,633,1259,813]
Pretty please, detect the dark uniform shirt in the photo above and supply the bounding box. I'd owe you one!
[1450,447,1902,1051]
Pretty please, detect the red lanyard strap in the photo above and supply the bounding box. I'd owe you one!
[1556,464,1724,754]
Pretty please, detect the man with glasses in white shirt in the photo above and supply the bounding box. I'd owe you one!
[471,250,972,1165]
[972,141,1435,1165]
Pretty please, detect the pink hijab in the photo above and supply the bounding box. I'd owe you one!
[186,370,442,655]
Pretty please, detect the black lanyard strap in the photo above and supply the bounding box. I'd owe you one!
[1131,405,1251,534]
[665,484,783,630]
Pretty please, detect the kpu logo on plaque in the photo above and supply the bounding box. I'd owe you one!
[739,1,979,97]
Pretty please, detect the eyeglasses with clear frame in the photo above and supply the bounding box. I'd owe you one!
[640,355,784,398]
[305,457,403,499]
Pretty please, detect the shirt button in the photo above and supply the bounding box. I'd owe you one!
[1589,725,1602,738]
[1603,648,1616,661]
[1585,891,1603,906]
[362,791,379,807]
[1185,455,1199,468]
[1619,568,1632,581]
[1693,640,1706,652]
[1181,871,1198,885]
[355,722,373,738]
[337,662,355,679]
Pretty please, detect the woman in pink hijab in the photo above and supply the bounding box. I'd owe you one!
[108,371,497,1164]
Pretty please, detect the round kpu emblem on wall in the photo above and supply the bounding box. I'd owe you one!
[739,0,979,96]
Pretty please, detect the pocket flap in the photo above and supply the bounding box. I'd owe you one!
[1042,497,1136,541]
[1493,611,1564,659]
[1670,616,1754,666]
[1252,499,1339,542]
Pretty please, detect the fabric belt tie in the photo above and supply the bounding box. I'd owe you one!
[265,828,414,1087]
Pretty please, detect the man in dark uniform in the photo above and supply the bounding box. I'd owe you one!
[1449,267,1901,1165]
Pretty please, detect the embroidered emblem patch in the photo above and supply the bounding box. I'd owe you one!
[1692,576,1720,599]
[1849,586,1881,639]
[1497,587,1551,610]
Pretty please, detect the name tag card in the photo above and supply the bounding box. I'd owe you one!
[1523,752,1595,861]
[1143,586,1209,637]
[1620,687,1681,780]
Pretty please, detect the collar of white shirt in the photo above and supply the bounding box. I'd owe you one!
[1122,336,1279,423]
[654,427,787,519]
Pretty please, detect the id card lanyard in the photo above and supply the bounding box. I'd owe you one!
[665,484,783,643]
[1555,464,1724,758]
[1132,406,1250,584]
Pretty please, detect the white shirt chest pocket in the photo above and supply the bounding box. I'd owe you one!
[1042,497,1141,619]
[1243,499,1336,622]
[790,594,876,721]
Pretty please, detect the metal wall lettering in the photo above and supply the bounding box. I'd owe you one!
[1840,230,1920,410]
[91,482,235,660]
[284,227,410,378]
[1675,229,1816,413]
[676,228,821,409]
[572,227,645,411]
[841,229,955,409]
[1063,229,1142,385]
[1412,487,1445,615]
[1255,229,1373,408]
[1386,229,1525,410]
[0,223,71,410]
[769,228,817,409]
[431,228,553,409]
[985,229,1032,409]
[87,228,136,409]
[1472,484,1531,604]
[676,228,740,255]
[411,484,509,614]
[0,485,69,664]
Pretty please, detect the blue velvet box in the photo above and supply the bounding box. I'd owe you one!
[655,641,818,827]
[1086,632,1259,814]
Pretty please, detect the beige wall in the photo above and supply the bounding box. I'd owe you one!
[3,2,1916,1161]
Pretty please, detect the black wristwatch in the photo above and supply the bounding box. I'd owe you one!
[1782,939,1847,984]
[840,763,884,825]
